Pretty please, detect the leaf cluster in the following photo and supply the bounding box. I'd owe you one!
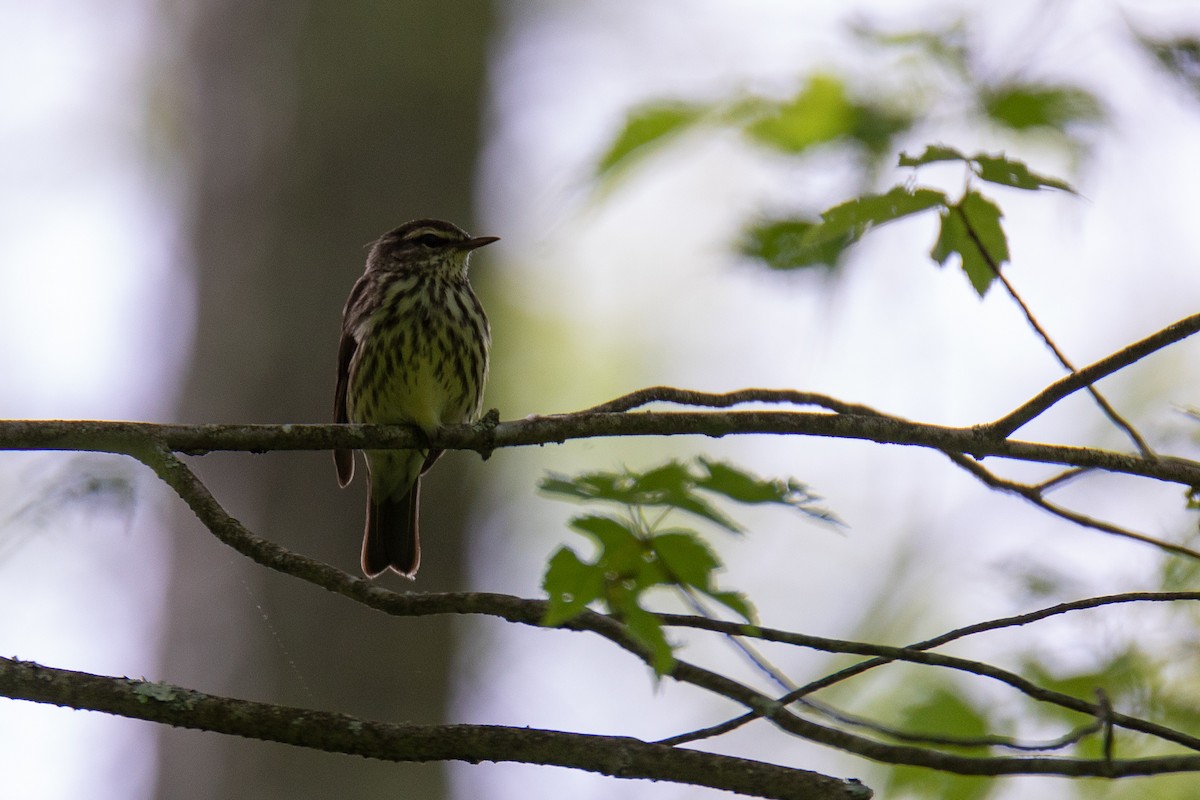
[539,458,835,674]
[745,147,1071,295]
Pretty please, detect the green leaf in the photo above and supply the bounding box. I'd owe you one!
[745,74,856,153]
[539,470,650,505]
[541,547,606,626]
[596,103,706,179]
[569,514,639,547]
[569,515,645,575]
[740,218,855,271]
[696,459,797,505]
[847,101,914,157]
[541,465,743,532]
[634,461,744,533]
[698,458,842,525]
[899,147,1075,193]
[633,461,693,494]
[652,531,719,589]
[981,83,1104,132]
[707,589,756,623]
[614,596,675,676]
[898,144,968,167]
[538,474,599,502]
[931,191,1008,296]
[816,185,948,241]
[972,153,1074,193]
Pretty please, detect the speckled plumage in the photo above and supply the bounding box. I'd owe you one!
[334,219,494,578]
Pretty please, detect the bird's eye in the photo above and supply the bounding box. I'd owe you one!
[413,234,444,248]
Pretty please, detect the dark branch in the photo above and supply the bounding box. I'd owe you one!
[1,410,1198,488]
[0,657,866,800]
[983,312,1200,437]
[944,452,1200,559]
[656,609,1200,752]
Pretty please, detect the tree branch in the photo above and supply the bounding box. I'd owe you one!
[943,452,1200,559]
[982,312,1200,437]
[0,657,867,800]
[1,410,1198,487]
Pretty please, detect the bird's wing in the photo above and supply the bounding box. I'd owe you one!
[334,282,366,487]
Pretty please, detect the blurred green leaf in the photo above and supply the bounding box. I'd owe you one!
[1023,648,1149,720]
[972,153,1074,193]
[899,144,969,167]
[1135,33,1200,102]
[541,458,829,667]
[745,74,911,158]
[570,515,644,575]
[542,547,606,626]
[745,74,856,153]
[652,531,719,588]
[541,463,743,532]
[898,687,991,742]
[697,458,842,524]
[931,191,1007,296]
[887,688,998,800]
[740,218,856,271]
[596,102,707,179]
[890,761,994,800]
[614,596,675,676]
[981,83,1104,132]
[849,101,914,157]
[634,461,694,493]
[853,21,971,77]
[707,589,756,622]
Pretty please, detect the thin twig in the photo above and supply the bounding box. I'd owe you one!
[982,312,1200,438]
[954,204,1157,456]
[667,584,1104,756]
[945,452,1200,560]
[1032,467,1091,493]
[583,387,888,417]
[657,593,1200,752]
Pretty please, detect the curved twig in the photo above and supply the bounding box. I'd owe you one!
[658,591,1200,748]
[944,452,1200,559]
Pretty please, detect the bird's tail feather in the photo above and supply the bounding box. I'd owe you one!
[361,477,421,578]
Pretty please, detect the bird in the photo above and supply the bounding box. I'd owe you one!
[334,218,495,578]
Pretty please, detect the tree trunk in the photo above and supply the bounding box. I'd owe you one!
[157,2,493,797]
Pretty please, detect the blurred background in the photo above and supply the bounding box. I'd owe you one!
[2,1,1200,798]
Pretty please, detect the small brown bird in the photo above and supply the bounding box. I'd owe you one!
[334,219,495,578]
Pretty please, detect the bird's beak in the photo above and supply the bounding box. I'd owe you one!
[460,235,500,251]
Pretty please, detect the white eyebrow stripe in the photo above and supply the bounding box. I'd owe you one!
[404,227,455,240]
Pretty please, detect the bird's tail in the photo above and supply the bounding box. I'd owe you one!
[361,477,421,579]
